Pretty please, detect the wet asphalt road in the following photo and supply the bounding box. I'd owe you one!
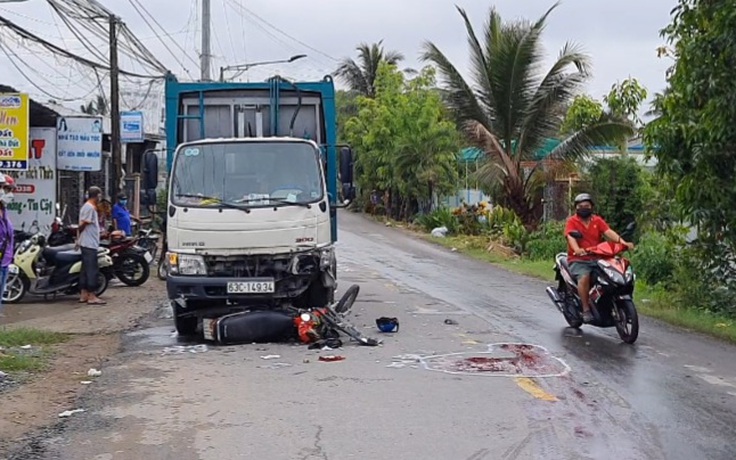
[13,211,736,460]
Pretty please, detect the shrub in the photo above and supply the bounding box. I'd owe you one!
[483,206,522,237]
[452,202,491,235]
[415,207,459,234]
[501,219,530,254]
[629,231,679,286]
[525,221,567,261]
[670,246,736,318]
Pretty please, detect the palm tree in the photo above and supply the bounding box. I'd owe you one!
[421,2,633,227]
[335,40,405,97]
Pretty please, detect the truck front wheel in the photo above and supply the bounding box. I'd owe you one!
[172,301,199,336]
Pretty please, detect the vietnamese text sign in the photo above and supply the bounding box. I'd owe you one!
[5,127,57,232]
[121,111,144,143]
[0,93,30,170]
[57,116,103,171]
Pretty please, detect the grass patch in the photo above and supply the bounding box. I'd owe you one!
[0,327,70,374]
[419,232,736,345]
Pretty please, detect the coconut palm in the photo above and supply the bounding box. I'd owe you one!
[421,2,634,227]
[335,40,405,97]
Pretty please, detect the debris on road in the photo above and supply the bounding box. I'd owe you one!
[444,319,459,325]
[80,381,92,385]
[257,362,292,369]
[260,354,281,360]
[87,368,102,377]
[20,344,32,350]
[318,355,345,362]
[58,408,86,418]
[376,316,399,333]
[162,345,208,355]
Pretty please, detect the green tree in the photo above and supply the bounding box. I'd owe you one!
[334,40,405,98]
[345,63,460,219]
[644,0,736,316]
[336,89,358,144]
[421,3,633,228]
[560,95,604,135]
[586,156,648,234]
[604,77,648,126]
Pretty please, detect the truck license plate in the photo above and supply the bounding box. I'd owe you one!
[227,280,275,294]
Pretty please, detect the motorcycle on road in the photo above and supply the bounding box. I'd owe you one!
[545,222,639,344]
[2,233,114,304]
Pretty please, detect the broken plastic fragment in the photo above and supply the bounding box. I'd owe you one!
[58,409,86,418]
[260,354,281,360]
[87,368,102,377]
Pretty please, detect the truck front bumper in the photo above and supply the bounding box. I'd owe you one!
[167,275,310,302]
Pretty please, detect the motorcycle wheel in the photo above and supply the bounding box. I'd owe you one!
[333,284,360,314]
[614,298,639,344]
[157,256,169,281]
[115,253,150,287]
[94,271,110,297]
[3,273,27,304]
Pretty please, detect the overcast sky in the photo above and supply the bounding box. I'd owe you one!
[0,0,675,119]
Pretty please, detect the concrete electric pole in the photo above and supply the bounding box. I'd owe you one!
[109,15,122,194]
[200,0,212,81]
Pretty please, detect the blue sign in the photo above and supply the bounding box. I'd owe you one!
[120,111,144,143]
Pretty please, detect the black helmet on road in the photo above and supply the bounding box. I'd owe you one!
[574,193,594,206]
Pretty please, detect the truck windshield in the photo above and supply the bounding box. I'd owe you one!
[171,141,324,208]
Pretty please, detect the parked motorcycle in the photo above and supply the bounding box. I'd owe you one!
[545,222,639,344]
[100,232,152,287]
[2,233,114,304]
[47,216,76,247]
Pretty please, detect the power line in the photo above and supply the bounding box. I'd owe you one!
[127,0,199,71]
[227,0,338,62]
[0,40,103,102]
[0,15,164,79]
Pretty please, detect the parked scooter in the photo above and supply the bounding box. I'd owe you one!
[2,233,114,304]
[545,222,639,344]
[100,231,152,287]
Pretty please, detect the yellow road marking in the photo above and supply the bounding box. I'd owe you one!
[514,377,558,402]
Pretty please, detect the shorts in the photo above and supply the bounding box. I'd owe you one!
[569,260,599,279]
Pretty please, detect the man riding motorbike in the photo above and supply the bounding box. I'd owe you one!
[564,193,635,323]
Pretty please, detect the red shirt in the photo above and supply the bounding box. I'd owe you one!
[564,214,610,262]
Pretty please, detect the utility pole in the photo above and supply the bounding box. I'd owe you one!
[201,0,212,81]
[109,15,122,194]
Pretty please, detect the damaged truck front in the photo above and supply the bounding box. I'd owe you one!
[163,73,355,335]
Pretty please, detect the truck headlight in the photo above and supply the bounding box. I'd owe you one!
[169,253,207,276]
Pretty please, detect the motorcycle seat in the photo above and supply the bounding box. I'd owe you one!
[42,244,77,265]
[55,250,83,265]
[54,247,107,265]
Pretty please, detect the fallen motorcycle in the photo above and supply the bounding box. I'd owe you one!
[545,222,639,344]
[3,233,114,304]
[201,284,380,346]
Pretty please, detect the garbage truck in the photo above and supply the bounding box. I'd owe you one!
[163,72,355,335]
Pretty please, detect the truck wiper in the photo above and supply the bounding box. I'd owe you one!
[270,198,312,209]
[175,194,251,212]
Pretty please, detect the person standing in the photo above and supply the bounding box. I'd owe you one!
[111,192,140,236]
[0,174,15,317]
[77,186,106,305]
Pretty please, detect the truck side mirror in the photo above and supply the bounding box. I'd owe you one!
[339,147,354,185]
[339,146,356,203]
